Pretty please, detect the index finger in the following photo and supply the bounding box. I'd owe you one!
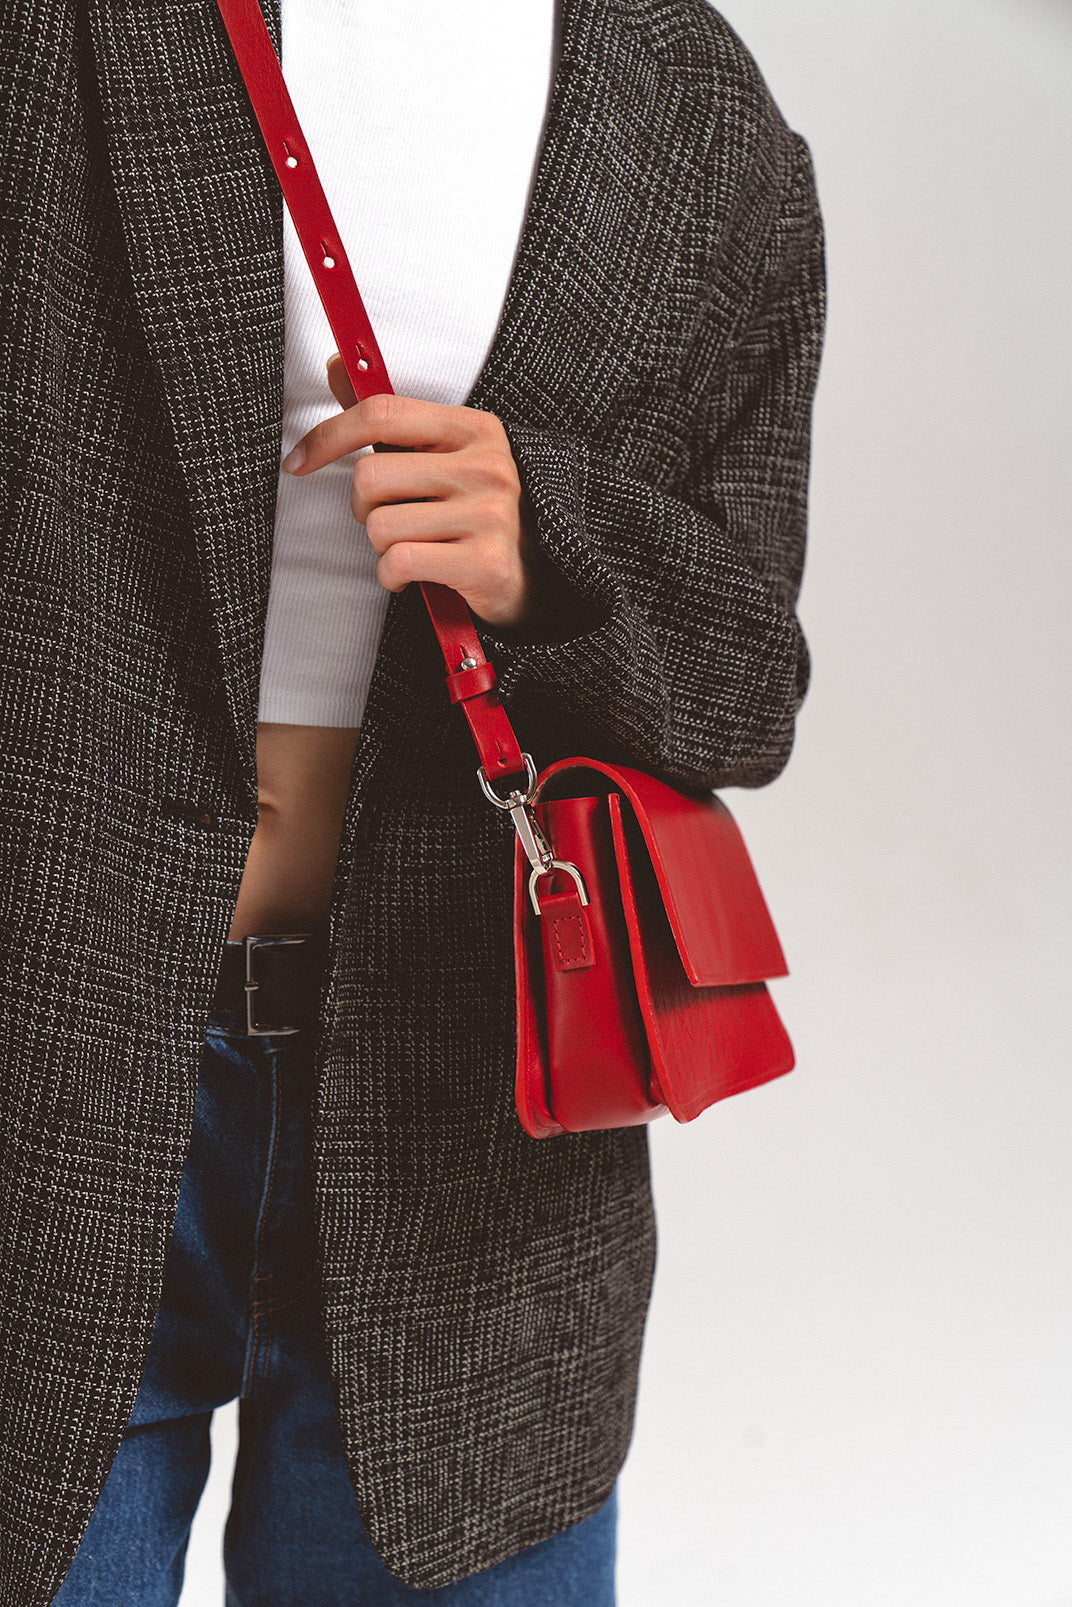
[287,391,486,475]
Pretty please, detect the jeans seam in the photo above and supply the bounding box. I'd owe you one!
[241,1048,283,1399]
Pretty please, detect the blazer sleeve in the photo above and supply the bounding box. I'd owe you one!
[479,131,827,793]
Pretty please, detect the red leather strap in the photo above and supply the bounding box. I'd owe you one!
[213,0,527,782]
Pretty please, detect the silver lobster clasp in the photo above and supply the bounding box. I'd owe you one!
[476,757,589,917]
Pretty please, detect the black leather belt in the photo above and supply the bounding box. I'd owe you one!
[209,932,329,1038]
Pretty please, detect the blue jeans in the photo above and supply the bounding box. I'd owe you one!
[54,1012,617,1605]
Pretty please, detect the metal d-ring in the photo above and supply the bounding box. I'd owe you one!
[476,753,538,810]
[528,859,591,918]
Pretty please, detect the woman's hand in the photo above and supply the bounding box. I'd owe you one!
[280,352,538,632]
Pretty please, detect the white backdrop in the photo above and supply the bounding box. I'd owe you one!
[181,2,1072,1601]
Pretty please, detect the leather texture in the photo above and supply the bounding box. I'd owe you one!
[0,0,825,1595]
[514,764,794,1138]
[535,758,789,985]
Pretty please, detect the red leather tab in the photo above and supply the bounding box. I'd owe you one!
[418,583,525,780]
[537,888,596,972]
[445,661,498,704]
[513,841,564,1139]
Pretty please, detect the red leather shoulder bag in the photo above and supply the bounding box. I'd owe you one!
[214,0,795,1138]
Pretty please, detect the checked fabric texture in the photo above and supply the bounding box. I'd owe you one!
[0,0,826,1598]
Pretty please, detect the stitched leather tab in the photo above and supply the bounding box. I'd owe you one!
[539,889,595,972]
[446,662,498,703]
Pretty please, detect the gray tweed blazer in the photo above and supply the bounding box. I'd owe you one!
[0,0,826,1596]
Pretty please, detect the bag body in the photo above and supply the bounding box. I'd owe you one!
[514,759,794,1138]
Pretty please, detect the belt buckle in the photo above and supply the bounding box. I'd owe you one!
[243,933,309,1037]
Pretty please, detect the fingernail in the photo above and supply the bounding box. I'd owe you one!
[281,442,306,474]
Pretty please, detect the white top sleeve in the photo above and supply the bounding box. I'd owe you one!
[257,0,559,727]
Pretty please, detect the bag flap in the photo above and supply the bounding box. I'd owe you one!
[535,758,788,989]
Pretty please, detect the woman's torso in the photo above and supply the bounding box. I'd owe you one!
[227,722,360,938]
[229,0,559,940]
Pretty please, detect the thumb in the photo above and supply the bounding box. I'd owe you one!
[326,351,358,410]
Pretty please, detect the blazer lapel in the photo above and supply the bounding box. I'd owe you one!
[85,0,717,802]
[465,0,723,434]
[87,0,287,800]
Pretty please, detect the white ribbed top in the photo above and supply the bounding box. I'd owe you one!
[257,0,559,727]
